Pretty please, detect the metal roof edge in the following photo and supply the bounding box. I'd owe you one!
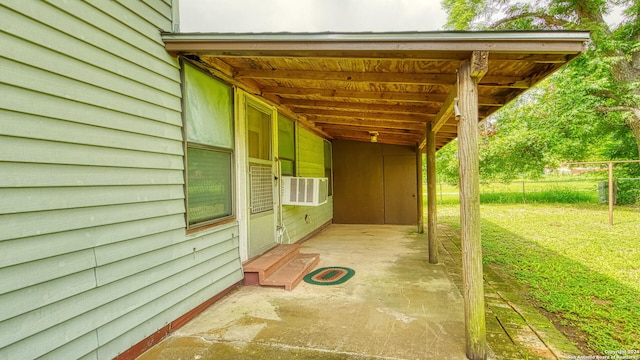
[161,30,590,43]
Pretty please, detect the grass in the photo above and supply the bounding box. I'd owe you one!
[434,178,601,205]
[438,203,640,354]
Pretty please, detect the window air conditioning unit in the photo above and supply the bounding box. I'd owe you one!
[281,176,328,206]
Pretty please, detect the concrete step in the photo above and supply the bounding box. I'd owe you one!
[261,253,320,291]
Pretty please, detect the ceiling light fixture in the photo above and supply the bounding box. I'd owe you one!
[369,131,379,143]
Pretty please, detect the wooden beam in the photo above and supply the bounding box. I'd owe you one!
[237,69,458,85]
[488,53,573,63]
[431,85,457,133]
[263,86,504,106]
[312,117,426,131]
[263,86,450,103]
[417,144,425,234]
[471,51,489,78]
[192,52,572,63]
[239,68,529,88]
[457,59,487,360]
[318,123,423,136]
[282,99,434,115]
[302,109,434,122]
[426,122,438,264]
[325,130,420,146]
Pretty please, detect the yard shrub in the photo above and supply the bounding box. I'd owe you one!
[616,179,640,205]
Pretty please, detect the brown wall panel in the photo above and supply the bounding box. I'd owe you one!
[333,140,417,225]
[333,140,385,223]
[384,155,418,225]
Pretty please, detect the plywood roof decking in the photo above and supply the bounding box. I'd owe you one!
[163,31,589,150]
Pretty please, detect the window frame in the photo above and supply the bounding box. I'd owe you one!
[324,139,333,196]
[181,59,236,231]
[277,114,297,177]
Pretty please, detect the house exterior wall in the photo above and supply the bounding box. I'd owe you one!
[0,1,243,359]
[281,128,333,243]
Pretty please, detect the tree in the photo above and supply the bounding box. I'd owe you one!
[442,0,640,162]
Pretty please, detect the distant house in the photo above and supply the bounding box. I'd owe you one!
[0,1,588,359]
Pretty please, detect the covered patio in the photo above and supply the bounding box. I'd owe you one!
[137,224,581,359]
[162,31,589,359]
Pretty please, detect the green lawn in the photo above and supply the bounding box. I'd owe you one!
[438,203,640,354]
[434,178,601,204]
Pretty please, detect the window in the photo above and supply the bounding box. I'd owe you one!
[278,114,296,176]
[247,104,271,161]
[182,61,234,228]
[324,140,333,196]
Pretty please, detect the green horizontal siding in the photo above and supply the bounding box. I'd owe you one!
[96,263,241,359]
[0,215,185,268]
[297,128,326,177]
[2,60,180,125]
[0,270,96,323]
[0,225,242,359]
[0,12,179,96]
[0,136,184,169]
[280,127,333,243]
[1,201,185,242]
[0,251,96,295]
[1,86,183,140]
[0,185,184,214]
[0,111,183,154]
[94,226,239,285]
[2,32,181,112]
[0,1,244,359]
[2,1,178,77]
[282,199,333,243]
[120,0,174,33]
[45,332,100,360]
[0,163,184,188]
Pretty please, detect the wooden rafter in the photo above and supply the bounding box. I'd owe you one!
[166,31,588,148]
[281,99,435,115]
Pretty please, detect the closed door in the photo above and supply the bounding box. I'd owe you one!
[384,155,418,225]
[246,100,277,258]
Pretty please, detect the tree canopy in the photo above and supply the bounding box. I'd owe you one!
[439,0,640,182]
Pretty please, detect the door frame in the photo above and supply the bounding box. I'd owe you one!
[235,89,279,262]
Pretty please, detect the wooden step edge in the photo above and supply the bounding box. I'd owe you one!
[286,254,321,291]
[243,244,302,280]
[261,253,320,291]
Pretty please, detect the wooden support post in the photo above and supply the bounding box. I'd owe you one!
[458,52,487,360]
[417,144,425,234]
[426,122,438,263]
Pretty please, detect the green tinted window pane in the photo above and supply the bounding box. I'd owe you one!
[247,104,271,160]
[278,115,295,159]
[187,147,232,225]
[184,63,233,148]
[280,159,294,176]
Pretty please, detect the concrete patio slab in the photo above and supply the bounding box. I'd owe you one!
[137,225,468,359]
[137,223,581,359]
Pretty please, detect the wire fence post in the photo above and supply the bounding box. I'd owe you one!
[608,161,614,226]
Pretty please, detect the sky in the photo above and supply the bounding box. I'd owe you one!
[179,0,626,33]
[178,0,449,33]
